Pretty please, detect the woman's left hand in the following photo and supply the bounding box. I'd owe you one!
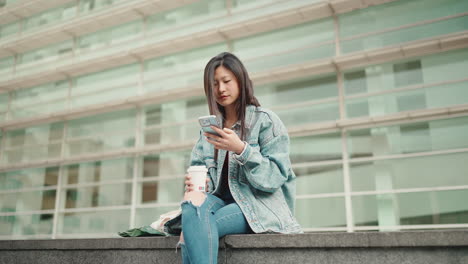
[205,126,246,154]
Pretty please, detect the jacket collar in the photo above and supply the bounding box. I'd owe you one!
[223,104,256,129]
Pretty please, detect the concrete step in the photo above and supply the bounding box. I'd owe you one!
[1,230,467,264]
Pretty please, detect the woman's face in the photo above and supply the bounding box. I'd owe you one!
[213,66,240,108]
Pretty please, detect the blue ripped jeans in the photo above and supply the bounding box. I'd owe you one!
[180,193,252,264]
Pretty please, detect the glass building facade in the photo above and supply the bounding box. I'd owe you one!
[0,0,467,239]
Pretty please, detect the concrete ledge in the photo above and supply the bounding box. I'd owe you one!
[224,230,468,248]
[1,230,467,250]
[1,230,467,264]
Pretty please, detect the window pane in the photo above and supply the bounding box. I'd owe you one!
[344,49,468,118]
[58,209,130,235]
[0,167,59,191]
[290,133,342,163]
[295,197,346,228]
[66,110,135,156]
[145,122,199,145]
[339,0,468,53]
[295,164,343,195]
[64,184,132,209]
[346,81,468,118]
[142,152,191,178]
[10,81,68,119]
[0,213,53,236]
[276,101,340,127]
[140,178,185,204]
[144,100,206,145]
[0,21,20,38]
[353,189,468,227]
[0,93,8,122]
[72,64,139,109]
[0,190,56,213]
[147,0,226,33]
[62,158,134,185]
[350,152,468,192]
[257,75,338,108]
[234,19,335,73]
[347,116,468,158]
[2,123,63,165]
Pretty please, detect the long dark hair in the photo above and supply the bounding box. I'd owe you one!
[203,52,260,140]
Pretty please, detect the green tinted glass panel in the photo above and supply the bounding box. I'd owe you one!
[66,110,135,156]
[2,143,61,165]
[72,64,139,108]
[2,123,63,165]
[347,116,468,158]
[343,49,468,97]
[146,122,199,145]
[144,100,206,145]
[185,97,208,120]
[59,209,130,235]
[290,133,342,163]
[62,158,134,185]
[0,93,7,122]
[346,82,468,118]
[145,43,226,73]
[295,164,343,195]
[24,3,76,33]
[10,81,68,119]
[0,21,20,38]
[353,189,468,227]
[144,71,201,93]
[276,101,340,127]
[257,75,338,108]
[0,190,56,213]
[19,40,73,66]
[63,183,132,209]
[341,16,468,53]
[0,167,59,191]
[234,19,335,72]
[0,56,14,72]
[5,123,63,147]
[142,152,191,178]
[295,197,346,228]
[0,213,53,236]
[339,0,468,53]
[350,152,468,192]
[147,0,225,33]
[140,178,185,204]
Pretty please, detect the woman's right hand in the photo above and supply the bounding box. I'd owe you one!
[184,174,210,192]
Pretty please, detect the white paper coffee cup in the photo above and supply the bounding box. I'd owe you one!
[187,166,208,192]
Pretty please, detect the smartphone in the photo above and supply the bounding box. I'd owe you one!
[198,115,221,137]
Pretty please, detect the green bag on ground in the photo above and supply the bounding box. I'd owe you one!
[118,225,166,237]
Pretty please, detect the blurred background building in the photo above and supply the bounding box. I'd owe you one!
[0,0,467,239]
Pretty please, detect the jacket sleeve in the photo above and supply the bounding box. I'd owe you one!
[232,113,292,193]
[189,130,215,192]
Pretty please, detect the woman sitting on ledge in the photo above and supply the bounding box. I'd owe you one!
[179,52,302,264]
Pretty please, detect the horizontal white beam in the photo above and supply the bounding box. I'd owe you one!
[0,0,75,25]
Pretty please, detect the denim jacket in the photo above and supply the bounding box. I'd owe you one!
[190,105,302,234]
